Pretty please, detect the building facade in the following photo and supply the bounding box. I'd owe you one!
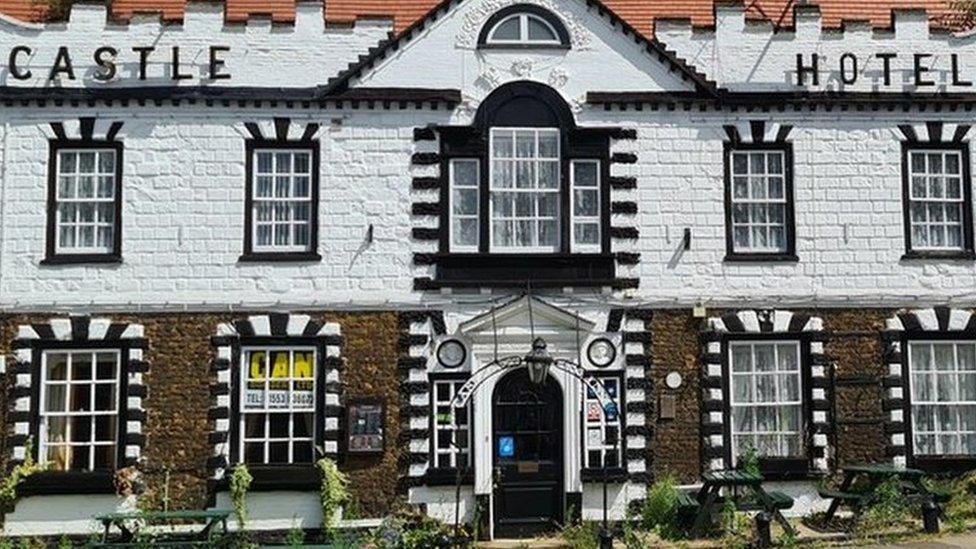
[0,0,975,539]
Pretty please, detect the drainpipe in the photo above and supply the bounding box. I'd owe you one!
[0,121,10,307]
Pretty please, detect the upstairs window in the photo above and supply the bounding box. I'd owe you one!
[725,145,796,261]
[46,143,123,264]
[903,145,974,258]
[478,5,570,49]
[242,143,321,262]
[490,128,560,252]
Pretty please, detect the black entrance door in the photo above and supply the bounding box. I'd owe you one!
[492,369,564,537]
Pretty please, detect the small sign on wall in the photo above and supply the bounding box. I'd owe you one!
[347,399,385,454]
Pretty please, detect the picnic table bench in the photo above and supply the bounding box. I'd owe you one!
[93,509,232,547]
[685,469,796,538]
[820,464,944,524]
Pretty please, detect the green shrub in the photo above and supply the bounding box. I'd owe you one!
[940,470,976,532]
[737,446,761,477]
[639,472,683,540]
[559,514,599,549]
[367,507,456,549]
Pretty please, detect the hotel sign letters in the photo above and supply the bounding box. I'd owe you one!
[7,45,231,82]
[795,52,973,88]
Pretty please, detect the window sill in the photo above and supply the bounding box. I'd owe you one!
[724,253,799,263]
[19,470,115,496]
[580,467,628,483]
[425,468,474,486]
[216,465,320,492]
[477,43,571,51]
[910,456,976,474]
[901,250,976,261]
[41,254,122,266]
[238,252,322,263]
[423,253,620,289]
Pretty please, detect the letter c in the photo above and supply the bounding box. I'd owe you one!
[9,46,32,80]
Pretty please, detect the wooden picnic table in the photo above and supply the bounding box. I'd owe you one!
[687,469,796,538]
[94,509,232,547]
[821,464,945,523]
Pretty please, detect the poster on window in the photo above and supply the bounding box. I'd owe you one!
[587,402,602,421]
[347,400,385,453]
[244,350,314,410]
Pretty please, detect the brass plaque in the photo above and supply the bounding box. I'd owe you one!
[659,395,676,420]
[517,461,540,474]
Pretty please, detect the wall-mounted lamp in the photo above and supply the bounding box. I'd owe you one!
[366,224,374,244]
[683,228,692,251]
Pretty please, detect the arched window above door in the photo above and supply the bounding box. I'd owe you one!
[478,5,571,49]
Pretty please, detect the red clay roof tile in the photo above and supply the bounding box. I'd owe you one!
[0,0,961,33]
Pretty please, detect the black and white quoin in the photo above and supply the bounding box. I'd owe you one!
[10,317,148,468]
[208,313,343,485]
[702,310,830,472]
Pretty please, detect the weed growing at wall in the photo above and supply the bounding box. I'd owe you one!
[316,457,349,537]
[229,463,253,530]
[639,472,684,540]
[0,438,44,513]
[937,470,976,532]
[854,476,913,543]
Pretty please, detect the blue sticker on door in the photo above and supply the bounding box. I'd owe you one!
[498,436,515,458]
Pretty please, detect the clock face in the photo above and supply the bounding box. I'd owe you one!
[587,338,616,368]
[437,339,467,369]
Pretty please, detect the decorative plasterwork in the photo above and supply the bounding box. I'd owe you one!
[455,0,593,50]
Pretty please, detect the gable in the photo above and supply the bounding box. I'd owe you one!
[460,296,595,337]
[334,0,714,101]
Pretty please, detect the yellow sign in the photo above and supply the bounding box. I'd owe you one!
[248,351,313,380]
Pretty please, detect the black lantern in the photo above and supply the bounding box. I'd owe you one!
[524,337,553,384]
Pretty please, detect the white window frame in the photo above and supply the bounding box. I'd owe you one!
[239,346,318,465]
[570,159,601,253]
[432,379,472,469]
[728,340,804,465]
[728,149,790,255]
[486,13,562,46]
[250,149,315,254]
[906,149,968,252]
[38,349,121,472]
[449,159,480,253]
[907,340,976,456]
[488,127,561,253]
[54,148,119,255]
[583,376,622,469]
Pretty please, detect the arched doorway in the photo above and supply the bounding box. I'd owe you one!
[491,369,564,537]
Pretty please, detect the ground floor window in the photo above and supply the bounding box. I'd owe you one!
[432,378,471,468]
[240,348,316,465]
[583,375,621,468]
[728,341,803,464]
[908,341,976,456]
[39,350,120,471]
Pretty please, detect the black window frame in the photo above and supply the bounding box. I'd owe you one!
[900,142,976,260]
[722,142,798,263]
[579,370,626,482]
[427,372,474,486]
[43,139,124,266]
[433,82,616,288]
[899,332,976,473]
[476,4,571,50]
[721,333,814,480]
[227,336,329,490]
[21,341,132,495]
[240,140,322,263]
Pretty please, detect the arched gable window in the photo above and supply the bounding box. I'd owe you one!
[478,5,570,49]
[426,81,622,289]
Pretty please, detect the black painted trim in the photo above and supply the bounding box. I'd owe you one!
[43,139,124,265]
[241,139,321,262]
[723,141,797,262]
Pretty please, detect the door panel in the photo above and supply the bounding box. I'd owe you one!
[492,369,564,537]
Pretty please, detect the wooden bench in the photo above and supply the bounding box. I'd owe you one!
[94,509,232,547]
[818,488,863,504]
[676,490,701,512]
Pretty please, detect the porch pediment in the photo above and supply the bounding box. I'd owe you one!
[459,296,595,342]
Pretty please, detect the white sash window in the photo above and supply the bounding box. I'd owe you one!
[908,341,976,456]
